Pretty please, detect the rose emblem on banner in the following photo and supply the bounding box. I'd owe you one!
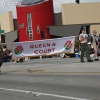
[64,40,72,50]
[14,45,23,55]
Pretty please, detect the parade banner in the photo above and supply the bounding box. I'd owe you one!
[12,36,75,58]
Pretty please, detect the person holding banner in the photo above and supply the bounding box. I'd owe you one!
[0,45,3,75]
[79,28,93,62]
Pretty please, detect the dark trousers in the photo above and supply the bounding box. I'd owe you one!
[80,43,91,61]
[0,62,3,68]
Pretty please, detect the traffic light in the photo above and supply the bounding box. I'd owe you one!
[41,30,45,38]
[75,0,80,4]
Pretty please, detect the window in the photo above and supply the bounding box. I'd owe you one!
[26,27,32,35]
[28,33,33,40]
[26,13,33,40]
[27,13,32,26]
[41,30,45,38]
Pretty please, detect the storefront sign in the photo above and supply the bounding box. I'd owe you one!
[12,36,75,58]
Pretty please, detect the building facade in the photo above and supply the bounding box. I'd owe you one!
[16,0,55,42]
[0,11,14,33]
[0,11,18,49]
[61,2,100,35]
[47,2,100,37]
[1,1,100,50]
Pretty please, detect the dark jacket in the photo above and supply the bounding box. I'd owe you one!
[0,46,3,63]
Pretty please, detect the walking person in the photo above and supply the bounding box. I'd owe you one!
[79,28,93,62]
[98,34,100,49]
[0,45,3,75]
[91,30,99,61]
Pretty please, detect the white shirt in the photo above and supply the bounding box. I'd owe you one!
[79,33,88,43]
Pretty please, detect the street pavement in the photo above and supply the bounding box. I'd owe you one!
[0,57,100,100]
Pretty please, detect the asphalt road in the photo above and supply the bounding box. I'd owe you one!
[0,58,100,100]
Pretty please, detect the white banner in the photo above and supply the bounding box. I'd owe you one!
[12,36,75,58]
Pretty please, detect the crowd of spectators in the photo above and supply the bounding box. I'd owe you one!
[2,46,12,62]
[2,33,100,63]
[75,33,100,57]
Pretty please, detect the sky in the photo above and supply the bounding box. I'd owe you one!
[0,0,100,18]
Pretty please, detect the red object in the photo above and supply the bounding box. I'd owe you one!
[16,0,55,42]
[66,41,72,48]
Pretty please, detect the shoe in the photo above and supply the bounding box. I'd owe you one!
[88,59,93,62]
[81,60,84,62]
[94,58,99,61]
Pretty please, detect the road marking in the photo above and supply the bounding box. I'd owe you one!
[0,87,90,100]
